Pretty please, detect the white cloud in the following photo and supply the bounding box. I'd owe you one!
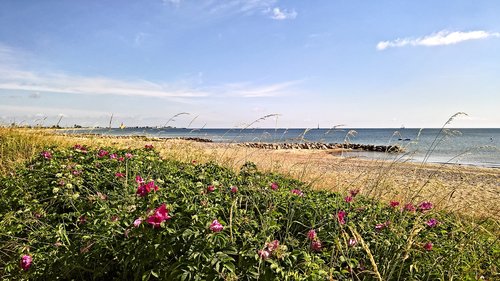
[269,7,297,20]
[217,80,302,97]
[0,42,300,100]
[377,30,500,50]
[207,0,277,15]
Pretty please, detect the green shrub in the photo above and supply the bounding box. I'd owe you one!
[0,145,498,280]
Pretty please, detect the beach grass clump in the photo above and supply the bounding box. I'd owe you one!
[0,144,498,280]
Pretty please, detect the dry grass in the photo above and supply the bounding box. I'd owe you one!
[1,127,498,220]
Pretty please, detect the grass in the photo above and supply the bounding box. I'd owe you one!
[0,127,498,280]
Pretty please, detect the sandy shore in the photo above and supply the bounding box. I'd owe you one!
[47,132,500,219]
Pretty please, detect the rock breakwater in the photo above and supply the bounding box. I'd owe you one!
[238,142,403,153]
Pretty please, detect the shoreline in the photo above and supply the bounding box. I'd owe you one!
[57,131,500,169]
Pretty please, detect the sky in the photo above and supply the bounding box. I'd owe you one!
[1,0,499,128]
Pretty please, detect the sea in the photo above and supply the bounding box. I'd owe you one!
[62,128,500,168]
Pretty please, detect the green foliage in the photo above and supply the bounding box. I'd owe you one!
[0,146,498,280]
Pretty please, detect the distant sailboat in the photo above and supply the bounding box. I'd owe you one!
[398,125,410,141]
[120,122,125,129]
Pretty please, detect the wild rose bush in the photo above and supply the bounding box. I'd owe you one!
[0,146,498,280]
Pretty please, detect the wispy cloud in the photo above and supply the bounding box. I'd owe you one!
[206,0,277,15]
[377,30,500,50]
[0,43,299,100]
[168,0,297,20]
[217,80,302,98]
[269,7,297,20]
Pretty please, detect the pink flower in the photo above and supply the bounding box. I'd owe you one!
[118,156,125,162]
[135,175,144,184]
[41,151,52,159]
[258,249,270,260]
[115,172,125,178]
[310,240,322,252]
[418,201,433,211]
[337,211,347,225]
[109,153,117,159]
[145,144,154,150]
[424,242,433,251]
[270,182,279,190]
[20,255,32,271]
[291,189,304,196]
[210,219,223,232]
[133,218,142,227]
[125,153,133,159]
[404,203,416,212]
[390,201,400,208]
[266,240,280,252]
[74,144,87,152]
[344,196,353,203]
[97,149,109,158]
[348,238,357,247]
[144,181,159,192]
[426,218,439,228]
[136,181,158,197]
[146,204,171,228]
[207,185,215,192]
[375,221,390,231]
[72,170,82,176]
[230,186,238,193]
[349,189,360,197]
[136,185,148,197]
[307,229,317,240]
[192,160,197,164]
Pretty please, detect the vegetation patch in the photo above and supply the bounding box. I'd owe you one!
[0,144,498,280]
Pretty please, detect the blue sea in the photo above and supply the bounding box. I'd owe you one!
[63,128,500,168]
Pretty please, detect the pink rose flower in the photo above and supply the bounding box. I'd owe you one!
[209,219,223,232]
[41,151,52,159]
[390,201,400,208]
[426,218,439,228]
[310,240,322,252]
[344,196,353,203]
[258,250,270,260]
[307,229,317,240]
[348,238,357,247]
[97,149,109,158]
[270,182,279,190]
[207,185,215,192]
[146,204,171,228]
[424,242,433,251]
[266,240,279,252]
[20,255,32,271]
[133,218,142,227]
[291,189,304,196]
[349,189,360,197]
[418,201,433,211]
[230,186,238,193]
[403,203,416,212]
[337,211,347,225]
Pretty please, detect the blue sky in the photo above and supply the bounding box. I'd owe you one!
[1,0,499,128]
